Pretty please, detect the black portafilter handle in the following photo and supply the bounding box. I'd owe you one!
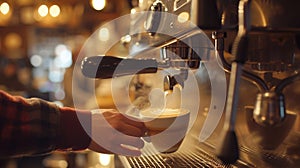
[81,56,158,79]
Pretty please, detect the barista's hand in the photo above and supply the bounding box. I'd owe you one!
[88,109,147,156]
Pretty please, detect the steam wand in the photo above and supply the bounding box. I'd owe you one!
[216,0,251,164]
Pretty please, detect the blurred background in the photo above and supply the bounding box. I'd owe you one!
[0,0,131,101]
[0,0,134,167]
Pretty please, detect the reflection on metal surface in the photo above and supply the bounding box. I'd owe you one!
[251,0,267,28]
[121,141,237,168]
[253,92,286,126]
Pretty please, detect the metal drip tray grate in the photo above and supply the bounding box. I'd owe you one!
[121,143,234,168]
[126,152,230,168]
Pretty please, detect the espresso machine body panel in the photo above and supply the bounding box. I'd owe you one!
[148,0,300,167]
[81,0,300,167]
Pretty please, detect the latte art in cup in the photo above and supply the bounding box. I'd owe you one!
[140,108,190,153]
[140,108,188,119]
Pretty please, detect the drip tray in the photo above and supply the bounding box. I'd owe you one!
[119,142,236,168]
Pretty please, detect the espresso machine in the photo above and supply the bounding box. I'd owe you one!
[81,0,300,167]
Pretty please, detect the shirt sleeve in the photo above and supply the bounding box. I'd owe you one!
[0,90,91,158]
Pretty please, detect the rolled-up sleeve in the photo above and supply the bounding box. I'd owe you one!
[0,90,92,158]
[0,90,61,158]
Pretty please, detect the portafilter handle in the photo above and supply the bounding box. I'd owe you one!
[81,56,158,79]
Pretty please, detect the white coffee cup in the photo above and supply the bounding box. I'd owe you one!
[139,108,190,153]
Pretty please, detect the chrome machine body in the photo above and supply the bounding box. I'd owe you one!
[82,0,300,167]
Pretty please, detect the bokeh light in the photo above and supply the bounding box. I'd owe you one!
[0,2,10,15]
[90,0,106,11]
[49,5,60,17]
[38,4,48,17]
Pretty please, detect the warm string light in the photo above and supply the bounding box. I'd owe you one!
[0,2,12,25]
[1,1,108,25]
[37,4,61,18]
[49,5,60,17]
[0,2,10,15]
[90,0,106,11]
[38,4,48,17]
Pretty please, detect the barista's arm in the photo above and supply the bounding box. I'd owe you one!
[0,90,146,158]
[0,90,91,158]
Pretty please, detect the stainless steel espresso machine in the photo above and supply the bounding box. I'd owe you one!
[81,0,300,167]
